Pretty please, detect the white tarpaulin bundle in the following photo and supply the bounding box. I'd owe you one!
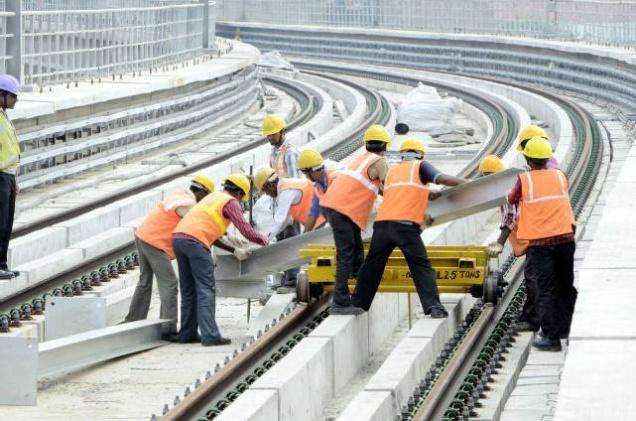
[258,51,295,70]
[396,83,463,132]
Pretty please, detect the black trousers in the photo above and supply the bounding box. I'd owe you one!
[527,241,577,340]
[352,221,442,313]
[519,252,541,327]
[322,207,364,306]
[276,222,300,286]
[0,172,16,270]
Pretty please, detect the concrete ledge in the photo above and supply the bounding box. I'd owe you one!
[14,249,84,286]
[249,337,333,421]
[69,227,134,260]
[216,389,279,421]
[7,227,68,268]
[338,390,394,421]
[56,206,121,246]
[115,190,163,224]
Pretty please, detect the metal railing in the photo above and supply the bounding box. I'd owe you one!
[216,0,636,48]
[1,0,217,87]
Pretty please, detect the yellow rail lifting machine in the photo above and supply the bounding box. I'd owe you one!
[296,244,502,304]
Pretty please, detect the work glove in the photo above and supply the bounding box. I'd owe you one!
[485,242,504,257]
[233,247,252,261]
[223,233,250,249]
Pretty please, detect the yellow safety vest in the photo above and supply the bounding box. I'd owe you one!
[0,110,20,172]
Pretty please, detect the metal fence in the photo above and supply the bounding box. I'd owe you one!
[1,0,217,87]
[216,0,636,48]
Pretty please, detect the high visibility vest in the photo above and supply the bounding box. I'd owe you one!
[135,191,195,260]
[278,177,313,224]
[517,169,575,241]
[320,152,383,230]
[272,143,292,177]
[376,160,429,225]
[0,111,20,172]
[174,191,233,248]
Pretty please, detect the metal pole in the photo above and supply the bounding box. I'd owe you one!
[201,0,209,49]
[6,0,23,83]
[248,164,254,226]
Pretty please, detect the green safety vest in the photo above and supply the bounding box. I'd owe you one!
[0,110,20,172]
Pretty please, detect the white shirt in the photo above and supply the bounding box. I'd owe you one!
[268,187,302,239]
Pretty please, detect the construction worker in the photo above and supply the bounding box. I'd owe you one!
[124,176,222,341]
[482,155,539,332]
[516,125,559,169]
[263,114,300,178]
[319,124,391,314]
[351,138,467,318]
[254,166,313,292]
[507,137,576,352]
[297,149,336,231]
[0,75,20,280]
[172,174,269,346]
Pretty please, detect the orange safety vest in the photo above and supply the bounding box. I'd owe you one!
[272,143,291,177]
[173,191,233,248]
[278,178,314,224]
[517,169,575,241]
[135,191,195,260]
[376,160,429,225]
[320,152,383,230]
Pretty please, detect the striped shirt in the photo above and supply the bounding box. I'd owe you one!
[270,139,300,178]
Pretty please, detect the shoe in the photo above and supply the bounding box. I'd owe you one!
[429,306,448,319]
[179,335,202,344]
[532,336,562,352]
[0,269,15,280]
[516,321,539,332]
[202,336,231,346]
[162,333,180,342]
[275,286,294,294]
[330,304,365,316]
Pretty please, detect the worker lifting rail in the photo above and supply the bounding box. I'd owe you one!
[297,245,501,304]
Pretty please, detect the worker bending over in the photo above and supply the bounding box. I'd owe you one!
[263,114,300,178]
[351,139,467,318]
[0,75,20,280]
[508,137,577,351]
[254,166,315,292]
[124,176,219,341]
[297,149,336,232]
[172,175,269,346]
[320,125,390,315]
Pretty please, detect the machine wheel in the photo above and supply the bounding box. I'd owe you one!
[484,274,498,305]
[296,272,310,303]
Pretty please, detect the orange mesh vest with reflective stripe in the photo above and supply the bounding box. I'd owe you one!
[376,160,429,225]
[135,191,195,260]
[320,152,382,230]
[273,144,290,177]
[278,178,313,224]
[517,169,575,241]
[173,192,233,248]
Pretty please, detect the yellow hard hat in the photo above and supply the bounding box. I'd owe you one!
[523,137,553,159]
[517,125,548,151]
[191,175,215,193]
[399,138,425,154]
[224,174,251,197]
[262,114,287,136]
[478,155,505,174]
[297,149,324,170]
[362,124,391,144]
[254,166,277,192]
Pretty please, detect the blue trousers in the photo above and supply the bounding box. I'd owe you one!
[172,238,221,342]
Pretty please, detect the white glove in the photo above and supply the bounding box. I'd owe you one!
[485,242,504,257]
[223,233,250,249]
[233,247,252,261]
